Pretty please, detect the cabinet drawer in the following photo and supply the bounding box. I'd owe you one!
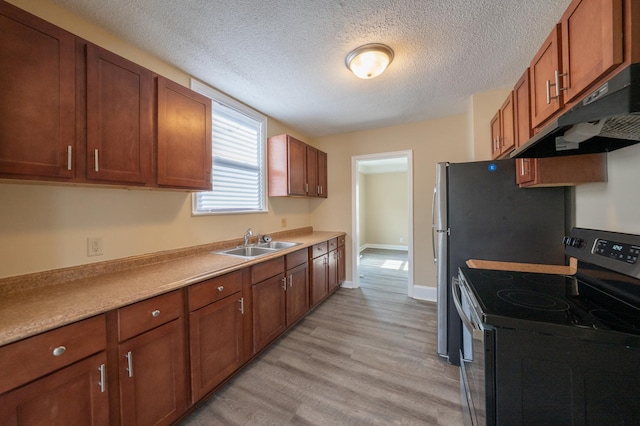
[188,270,243,312]
[251,256,285,284]
[118,290,183,341]
[0,314,106,395]
[328,238,338,251]
[286,248,308,269]
[310,242,328,258]
[338,235,345,247]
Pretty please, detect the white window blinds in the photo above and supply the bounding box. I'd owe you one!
[190,79,267,214]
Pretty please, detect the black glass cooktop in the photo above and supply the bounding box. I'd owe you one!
[458,266,640,342]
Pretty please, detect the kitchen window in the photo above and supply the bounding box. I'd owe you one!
[190,79,267,214]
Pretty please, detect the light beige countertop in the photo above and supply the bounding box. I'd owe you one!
[0,229,344,347]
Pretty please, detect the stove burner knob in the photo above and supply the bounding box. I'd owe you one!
[563,236,583,248]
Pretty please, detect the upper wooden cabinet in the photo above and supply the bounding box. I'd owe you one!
[560,0,623,104]
[86,44,153,185]
[0,2,211,191]
[157,76,212,190]
[268,134,328,198]
[0,1,76,180]
[490,92,515,159]
[530,24,563,129]
[516,153,607,188]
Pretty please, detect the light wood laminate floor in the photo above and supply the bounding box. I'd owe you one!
[359,249,409,295]
[180,287,463,425]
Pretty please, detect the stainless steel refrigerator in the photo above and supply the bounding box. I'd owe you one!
[432,160,567,366]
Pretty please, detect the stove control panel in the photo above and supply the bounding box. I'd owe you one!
[594,239,640,264]
[565,228,640,280]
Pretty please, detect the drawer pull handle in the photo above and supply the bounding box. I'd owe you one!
[125,351,133,377]
[217,286,224,292]
[151,310,160,317]
[98,364,106,393]
[52,346,66,356]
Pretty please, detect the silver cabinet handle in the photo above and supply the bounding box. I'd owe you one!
[151,309,160,317]
[125,351,133,377]
[555,69,568,95]
[94,149,99,172]
[282,277,287,291]
[98,364,106,392]
[289,274,293,287]
[305,183,309,193]
[546,79,552,104]
[52,346,66,357]
[67,146,72,171]
[239,297,244,314]
[520,159,525,176]
[217,286,224,292]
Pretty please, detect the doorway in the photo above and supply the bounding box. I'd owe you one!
[351,151,414,297]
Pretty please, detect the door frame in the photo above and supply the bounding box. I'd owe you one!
[351,150,414,297]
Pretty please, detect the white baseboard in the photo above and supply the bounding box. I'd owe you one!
[339,280,355,289]
[411,285,437,302]
[359,243,408,252]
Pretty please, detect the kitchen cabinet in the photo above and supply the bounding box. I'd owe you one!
[530,25,563,129]
[115,290,187,426]
[157,76,212,190]
[310,241,329,306]
[251,256,286,353]
[268,134,329,198]
[0,1,76,180]
[513,70,536,184]
[86,44,153,185]
[0,315,109,425]
[490,93,516,159]
[317,150,328,198]
[188,270,247,403]
[285,249,310,326]
[560,0,623,104]
[517,153,607,188]
[337,235,346,285]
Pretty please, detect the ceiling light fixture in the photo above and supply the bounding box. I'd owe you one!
[345,43,394,79]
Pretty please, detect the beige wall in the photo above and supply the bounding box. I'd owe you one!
[470,88,512,160]
[313,115,470,288]
[362,172,408,247]
[0,0,313,278]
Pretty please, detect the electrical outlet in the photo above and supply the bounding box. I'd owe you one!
[400,237,404,243]
[87,237,103,257]
[280,217,287,227]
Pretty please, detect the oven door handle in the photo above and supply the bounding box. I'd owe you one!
[452,277,477,332]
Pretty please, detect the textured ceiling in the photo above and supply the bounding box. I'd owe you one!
[52,0,572,138]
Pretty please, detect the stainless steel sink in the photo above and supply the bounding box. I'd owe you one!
[217,246,276,258]
[256,241,301,249]
[215,241,301,258]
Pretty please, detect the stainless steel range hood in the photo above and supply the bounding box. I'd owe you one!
[511,62,640,158]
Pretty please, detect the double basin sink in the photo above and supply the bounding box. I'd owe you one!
[215,241,301,258]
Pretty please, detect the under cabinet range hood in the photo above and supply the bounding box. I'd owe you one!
[511,62,640,158]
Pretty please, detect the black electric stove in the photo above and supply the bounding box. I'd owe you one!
[455,228,640,425]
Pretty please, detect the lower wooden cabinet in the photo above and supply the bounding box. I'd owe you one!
[252,272,287,353]
[115,290,187,426]
[189,291,245,402]
[311,254,328,306]
[0,351,109,425]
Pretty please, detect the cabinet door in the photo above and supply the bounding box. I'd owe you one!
[287,136,307,196]
[499,93,515,156]
[530,24,563,128]
[516,158,536,185]
[317,150,328,198]
[561,0,623,103]
[286,262,309,326]
[252,273,286,353]
[306,145,318,196]
[310,254,328,307]
[0,2,75,179]
[490,111,501,159]
[514,69,532,149]
[338,245,346,284]
[189,293,245,403]
[86,44,153,184]
[157,76,212,190]
[0,352,109,425]
[328,250,339,293]
[118,319,187,426]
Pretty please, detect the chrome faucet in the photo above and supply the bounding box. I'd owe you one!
[243,228,253,246]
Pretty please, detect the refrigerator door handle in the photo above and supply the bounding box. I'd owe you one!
[431,185,437,263]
